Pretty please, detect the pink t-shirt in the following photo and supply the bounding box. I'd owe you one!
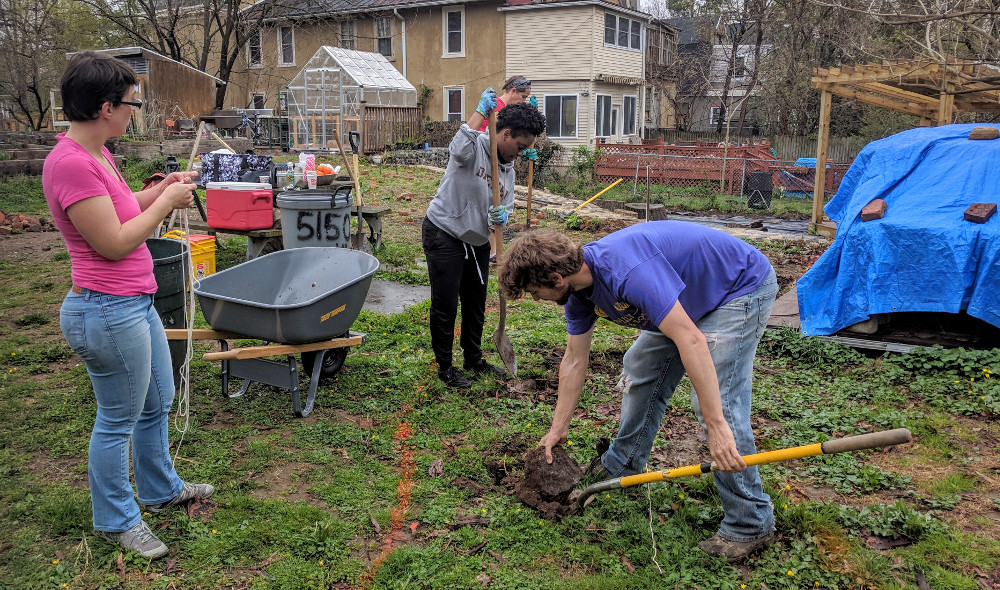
[43,133,156,295]
[477,97,507,132]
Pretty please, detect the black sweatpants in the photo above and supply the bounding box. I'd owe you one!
[422,217,490,371]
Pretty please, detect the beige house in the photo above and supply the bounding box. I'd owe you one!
[229,0,656,155]
[502,0,650,154]
[230,0,507,122]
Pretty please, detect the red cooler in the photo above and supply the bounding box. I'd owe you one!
[205,181,274,230]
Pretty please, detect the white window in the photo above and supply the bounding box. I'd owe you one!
[340,21,355,50]
[710,106,723,126]
[247,29,262,67]
[595,94,612,137]
[445,86,463,121]
[733,56,747,77]
[377,17,392,57]
[251,93,265,109]
[604,13,616,45]
[278,25,294,66]
[623,95,637,135]
[604,12,641,50]
[443,7,464,57]
[544,95,578,138]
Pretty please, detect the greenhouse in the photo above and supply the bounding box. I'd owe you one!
[286,46,419,152]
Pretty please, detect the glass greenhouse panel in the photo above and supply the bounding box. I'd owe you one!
[285,46,418,150]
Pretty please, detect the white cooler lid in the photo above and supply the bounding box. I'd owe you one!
[205,181,272,190]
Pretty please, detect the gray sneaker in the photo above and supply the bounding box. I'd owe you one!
[145,481,215,513]
[95,520,168,559]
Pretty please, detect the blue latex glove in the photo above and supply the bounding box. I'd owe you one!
[528,95,538,108]
[476,87,498,117]
[488,204,509,225]
[521,148,538,162]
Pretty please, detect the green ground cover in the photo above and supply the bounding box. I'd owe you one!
[0,157,998,589]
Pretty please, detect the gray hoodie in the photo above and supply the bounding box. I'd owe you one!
[425,124,515,247]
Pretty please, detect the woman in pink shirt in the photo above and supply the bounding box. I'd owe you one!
[44,51,211,559]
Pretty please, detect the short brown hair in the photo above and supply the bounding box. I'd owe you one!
[61,51,137,122]
[497,229,584,299]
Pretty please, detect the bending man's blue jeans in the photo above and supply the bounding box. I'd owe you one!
[602,269,778,541]
[60,288,183,533]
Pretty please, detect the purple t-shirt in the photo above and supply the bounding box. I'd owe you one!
[43,133,156,295]
[564,221,772,335]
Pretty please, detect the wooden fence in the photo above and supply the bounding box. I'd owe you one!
[359,105,422,154]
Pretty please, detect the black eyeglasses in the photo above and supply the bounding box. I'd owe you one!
[119,99,143,109]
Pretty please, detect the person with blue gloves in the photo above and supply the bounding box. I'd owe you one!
[422,90,546,388]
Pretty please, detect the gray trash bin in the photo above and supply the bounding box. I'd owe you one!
[146,238,190,384]
[275,185,353,250]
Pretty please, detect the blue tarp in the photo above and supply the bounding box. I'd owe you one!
[797,123,1000,335]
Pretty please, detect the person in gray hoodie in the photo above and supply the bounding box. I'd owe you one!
[423,92,546,388]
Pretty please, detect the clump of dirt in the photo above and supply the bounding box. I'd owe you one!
[515,446,583,520]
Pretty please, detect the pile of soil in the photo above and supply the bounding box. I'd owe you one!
[515,446,583,520]
[0,210,56,235]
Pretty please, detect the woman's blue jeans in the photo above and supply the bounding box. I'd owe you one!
[60,288,183,533]
[602,269,778,541]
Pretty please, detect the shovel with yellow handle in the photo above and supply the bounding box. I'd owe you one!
[570,428,912,513]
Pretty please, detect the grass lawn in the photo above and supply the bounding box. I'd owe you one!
[0,156,998,589]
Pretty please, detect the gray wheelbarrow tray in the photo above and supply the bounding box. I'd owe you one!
[194,246,379,345]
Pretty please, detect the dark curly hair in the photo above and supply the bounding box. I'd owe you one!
[497,229,584,299]
[61,51,138,122]
[497,102,545,140]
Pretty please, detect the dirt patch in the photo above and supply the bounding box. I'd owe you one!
[0,229,64,264]
[246,460,326,507]
[515,446,583,520]
[28,452,88,489]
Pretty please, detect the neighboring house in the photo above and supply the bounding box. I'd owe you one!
[232,0,654,155]
[644,18,679,132]
[233,0,507,124]
[56,47,224,134]
[502,0,651,153]
[663,15,768,133]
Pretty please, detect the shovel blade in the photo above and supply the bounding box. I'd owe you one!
[351,226,372,254]
[492,328,517,377]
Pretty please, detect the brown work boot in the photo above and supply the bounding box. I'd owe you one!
[698,532,775,563]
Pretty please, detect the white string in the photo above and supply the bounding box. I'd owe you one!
[646,477,664,574]
[170,205,195,462]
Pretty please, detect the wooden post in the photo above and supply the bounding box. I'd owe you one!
[936,92,954,126]
[809,90,833,232]
[359,101,367,156]
[810,89,832,235]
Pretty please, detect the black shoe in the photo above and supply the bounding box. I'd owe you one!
[463,359,508,379]
[581,437,612,486]
[438,366,472,389]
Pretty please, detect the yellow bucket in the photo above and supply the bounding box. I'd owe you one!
[162,230,217,284]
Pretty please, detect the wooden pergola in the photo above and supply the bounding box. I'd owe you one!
[809,57,1000,236]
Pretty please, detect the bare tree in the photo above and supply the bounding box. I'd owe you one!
[78,0,286,109]
[0,0,111,130]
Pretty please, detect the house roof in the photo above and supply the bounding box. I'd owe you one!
[244,0,491,19]
[72,47,225,84]
[499,0,652,20]
[661,16,713,45]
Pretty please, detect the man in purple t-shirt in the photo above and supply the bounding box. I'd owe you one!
[498,221,778,562]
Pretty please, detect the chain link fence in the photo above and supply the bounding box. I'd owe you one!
[594,139,851,208]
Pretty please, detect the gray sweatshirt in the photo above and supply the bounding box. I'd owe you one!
[425,124,515,247]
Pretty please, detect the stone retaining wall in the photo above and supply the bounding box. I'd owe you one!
[384,147,451,168]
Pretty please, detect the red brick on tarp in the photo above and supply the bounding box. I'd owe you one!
[964,202,997,223]
[861,198,887,221]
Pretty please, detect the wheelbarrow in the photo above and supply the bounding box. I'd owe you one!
[166,247,379,417]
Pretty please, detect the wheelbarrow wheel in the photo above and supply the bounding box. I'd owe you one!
[301,342,349,380]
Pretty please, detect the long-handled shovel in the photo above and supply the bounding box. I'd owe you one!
[333,131,372,254]
[571,428,912,513]
[488,111,517,377]
[525,141,535,230]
